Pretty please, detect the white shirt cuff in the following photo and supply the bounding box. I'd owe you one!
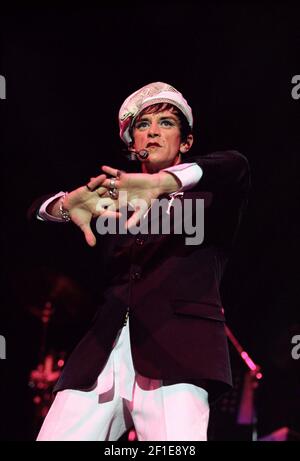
[37,191,66,222]
[162,163,203,192]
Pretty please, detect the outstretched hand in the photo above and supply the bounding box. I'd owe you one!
[64,173,121,247]
[62,165,178,245]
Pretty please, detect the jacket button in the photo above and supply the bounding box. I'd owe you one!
[136,237,144,246]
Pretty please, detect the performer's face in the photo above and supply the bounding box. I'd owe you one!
[132,109,193,173]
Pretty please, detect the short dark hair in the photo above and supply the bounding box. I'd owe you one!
[131,103,192,143]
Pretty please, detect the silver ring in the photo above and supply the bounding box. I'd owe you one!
[109,188,119,199]
[109,178,116,189]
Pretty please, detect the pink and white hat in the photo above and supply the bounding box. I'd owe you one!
[119,82,193,145]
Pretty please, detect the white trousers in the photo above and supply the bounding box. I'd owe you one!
[37,321,209,441]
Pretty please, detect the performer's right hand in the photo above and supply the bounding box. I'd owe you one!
[59,174,121,247]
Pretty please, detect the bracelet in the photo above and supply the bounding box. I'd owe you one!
[59,193,71,222]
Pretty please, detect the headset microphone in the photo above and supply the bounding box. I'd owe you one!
[136,149,149,160]
[123,148,149,161]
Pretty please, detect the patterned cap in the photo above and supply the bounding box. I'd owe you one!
[119,82,193,145]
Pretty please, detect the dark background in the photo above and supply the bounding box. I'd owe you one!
[1,3,299,440]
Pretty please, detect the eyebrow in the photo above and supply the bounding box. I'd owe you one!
[136,115,179,122]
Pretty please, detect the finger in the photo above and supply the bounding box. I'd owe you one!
[95,186,108,197]
[101,165,120,177]
[126,201,149,229]
[102,209,122,219]
[95,209,122,219]
[87,174,107,191]
[80,223,97,247]
[97,189,110,198]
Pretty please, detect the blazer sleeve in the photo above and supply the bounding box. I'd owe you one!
[26,193,59,221]
[184,150,250,251]
[185,150,250,196]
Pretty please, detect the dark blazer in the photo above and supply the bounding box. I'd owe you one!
[28,150,250,401]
